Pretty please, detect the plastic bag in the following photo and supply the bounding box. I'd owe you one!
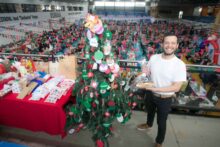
[130,73,151,92]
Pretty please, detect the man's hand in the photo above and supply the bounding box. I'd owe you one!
[145,87,156,92]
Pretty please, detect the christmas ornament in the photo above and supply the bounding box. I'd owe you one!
[104,68,111,74]
[87,29,93,40]
[87,64,93,69]
[95,59,102,64]
[104,30,112,40]
[99,63,108,72]
[90,37,98,47]
[103,24,107,30]
[92,102,97,108]
[116,113,124,123]
[103,42,111,55]
[105,112,110,117]
[85,52,90,59]
[108,74,115,82]
[120,81,126,86]
[68,112,74,116]
[96,139,104,147]
[91,80,98,89]
[84,86,89,91]
[111,82,118,89]
[90,92,94,98]
[107,100,115,107]
[68,128,75,134]
[82,72,88,80]
[103,123,111,127]
[100,89,106,94]
[94,50,104,60]
[132,102,137,108]
[99,82,109,90]
[87,72,94,78]
[92,63,98,70]
[94,20,104,34]
[78,123,84,128]
[110,63,120,74]
[84,13,99,33]
[106,57,114,67]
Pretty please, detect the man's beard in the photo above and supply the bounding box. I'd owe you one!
[164,50,175,56]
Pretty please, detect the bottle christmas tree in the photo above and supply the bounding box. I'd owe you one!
[66,14,138,147]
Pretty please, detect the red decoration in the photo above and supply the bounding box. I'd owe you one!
[80,89,84,94]
[95,91,99,97]
[87,64,93,69]
[91,81,98,89]
[98,34,103,38]
[88,72,94,78]
[75,127,81,133]
[110,126,114,131]
[92,102,97,108]
[10,66,17,72]
[132,102,137,108]
[84,86,89,91]
[129,93,133,97]
[107,100,115,107]
[111,82,118,89]
[78,123,84,128]
[96,139,104,147]
[90,47,95,52]
[68,112,74,116]
[104,68,111,74]
[105,112,110,117]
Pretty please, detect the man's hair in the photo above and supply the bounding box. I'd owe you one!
[163,32,179,43]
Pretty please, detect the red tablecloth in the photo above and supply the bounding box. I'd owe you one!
[0,87,73,137]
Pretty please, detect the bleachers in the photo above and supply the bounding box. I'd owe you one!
[183,16,215,23]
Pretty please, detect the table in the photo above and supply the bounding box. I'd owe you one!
[0,87,73,137]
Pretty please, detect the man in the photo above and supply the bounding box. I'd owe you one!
[137,33,187,147]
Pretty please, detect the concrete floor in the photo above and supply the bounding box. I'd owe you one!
[0,111,220,147]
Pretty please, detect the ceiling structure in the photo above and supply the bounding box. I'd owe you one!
[48,0,220,5]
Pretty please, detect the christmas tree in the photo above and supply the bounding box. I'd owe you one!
[66,14,138,147]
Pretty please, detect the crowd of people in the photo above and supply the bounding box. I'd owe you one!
[0,19,217,65]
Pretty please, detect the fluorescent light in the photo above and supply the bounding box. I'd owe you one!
[135,2,145,7]
[94,1,146,7]
[124,2,134,7]
[105,2,115,7]
[94,1,105,7]
[115,2,125,7]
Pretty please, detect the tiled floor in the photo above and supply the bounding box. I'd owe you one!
[0,111,220,147]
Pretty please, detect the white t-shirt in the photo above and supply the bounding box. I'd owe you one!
[147,54,187,95]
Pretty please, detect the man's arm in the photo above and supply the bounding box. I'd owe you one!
[145,81,184,93]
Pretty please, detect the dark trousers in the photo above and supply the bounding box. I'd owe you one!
[146,94,172,144]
